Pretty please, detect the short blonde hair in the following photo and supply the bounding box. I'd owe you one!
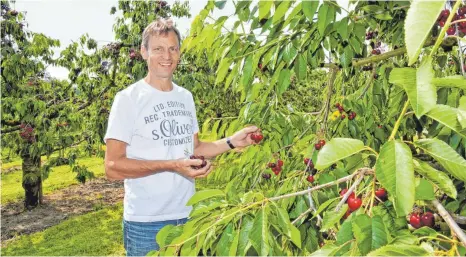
[142,17,181,49]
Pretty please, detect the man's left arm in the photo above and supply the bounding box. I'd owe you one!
[193,126,259,158]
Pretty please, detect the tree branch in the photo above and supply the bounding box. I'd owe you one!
[432,199,466,247]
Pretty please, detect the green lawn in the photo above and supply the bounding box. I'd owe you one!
[1,157,105,204]
[1,204,125,256]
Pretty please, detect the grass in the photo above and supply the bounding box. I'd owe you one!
[1,203,125,256]
[1,157,105,204]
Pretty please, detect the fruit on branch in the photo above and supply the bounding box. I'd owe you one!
[340,188,356,202]
[371,49,381,55]
[277,159,284,167]
[348,111,356,120]
[190,155,207,169]
[341,114,346,120]
[314,142,322,150]
[307,175,314,183]
[375,188,387,201]
[262,173,271,179]
[373,74,379,79]
[343,209,352,219]
[304,158,314,170]
[347,197,362,211]
[268,162,276,168]
[446,27,456,35]
[409,213,422,229]
[421,212,435,228]
[319,139,326,146]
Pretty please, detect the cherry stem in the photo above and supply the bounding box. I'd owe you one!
[334,169,370,212]
[449,18,466,26]
[388,100,410,141]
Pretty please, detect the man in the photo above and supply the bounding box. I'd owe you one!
[104,18,260,256]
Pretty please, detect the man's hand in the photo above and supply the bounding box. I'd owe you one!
[173,159,213,179]
[230,126,260,148]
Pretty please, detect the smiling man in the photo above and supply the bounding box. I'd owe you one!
[103,18,260,256]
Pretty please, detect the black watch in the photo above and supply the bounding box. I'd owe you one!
[226,137,235,149]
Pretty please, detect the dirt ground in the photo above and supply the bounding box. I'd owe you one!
[1,178,124,242]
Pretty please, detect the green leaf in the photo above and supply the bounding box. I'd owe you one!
[433,75,466,90]
[229,230,240,256]
[186,189,225,206]
[237,216,254,255]
[156,224,176,248]
[302,0,319,22]
[241,55,254,87]
[272,1,290,24]
[413,159,457,198]
[317,4,329,36]
[320,205,348,232]
[405,0,446,65]
[414,138,466,182]
[361,5,385,13]
[315,138,365,170]
[215,58,231,85]
[277,68,291,95]
[411,57,436,116]
[337,17,349,40]
[310,244,339,256]
[389,68,416,89]
[375,140,415,217]
[425,104,466,136]
[458,96,466,128]
[249,206,270,256]
[295,53,307,81]
[336,219,354,246]
[352,215,390,255]
[258,0,273,19]
[367,244,429,256]
[415,178,435,200]
[216,223,235,256]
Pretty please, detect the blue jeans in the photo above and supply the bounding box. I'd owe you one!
[123,218,188,256]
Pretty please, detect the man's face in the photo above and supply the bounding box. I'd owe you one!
[141,31,180,79]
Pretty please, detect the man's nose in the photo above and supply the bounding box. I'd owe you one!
[162,49,171,60]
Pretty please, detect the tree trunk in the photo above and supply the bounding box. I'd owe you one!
[21,152,42,210]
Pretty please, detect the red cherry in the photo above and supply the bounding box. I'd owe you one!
[375,188,387,201]
[314,143,322,150]
[340,189,355,201]
[250,133,257,140]
[341,114,346,120]
[337,105,344,112]
[447,27,456,35]
[319,139,326,146]
[421,212,435,228]
[459,8,465,16]
[268,162,276,168]
[441,9,450,18]
[304,158,310,165]
[258,63,263,70]
[254,133,263,143]
[409,213,422,229]
[307,175,314,183]
[347,197,362,211]
[277,159,284,167]
[335,103,341,108]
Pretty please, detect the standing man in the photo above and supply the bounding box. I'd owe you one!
[104,18,260,256]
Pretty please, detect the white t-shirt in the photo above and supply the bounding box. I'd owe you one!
[104,79,199,222]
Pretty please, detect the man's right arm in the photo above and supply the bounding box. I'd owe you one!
[104,139,213,180]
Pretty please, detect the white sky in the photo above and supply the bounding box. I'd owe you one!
[13,0,349,80]
[13,0,215,80]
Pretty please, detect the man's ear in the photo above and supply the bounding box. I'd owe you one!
[140,45,148,60]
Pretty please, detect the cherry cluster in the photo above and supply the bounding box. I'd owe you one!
[409,211,435,229]
[303,158,318,183]
[340,189,362,219]
[19,123,36,143]
[189,155,207,169]
[335,103,357,121]
[437,7,466,35]
[250,132,263,143]
[267,159,284,175]
[365,31,378,40]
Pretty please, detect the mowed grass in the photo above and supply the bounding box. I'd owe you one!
[1,203,125,256]
[1,157,105,204]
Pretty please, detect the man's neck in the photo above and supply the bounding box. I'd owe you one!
[144,75,173,92]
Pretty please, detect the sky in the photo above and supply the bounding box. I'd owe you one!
[13,0,350,80]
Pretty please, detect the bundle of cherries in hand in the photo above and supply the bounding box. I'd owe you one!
[250,132,263,143]
[190,155,207,169]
